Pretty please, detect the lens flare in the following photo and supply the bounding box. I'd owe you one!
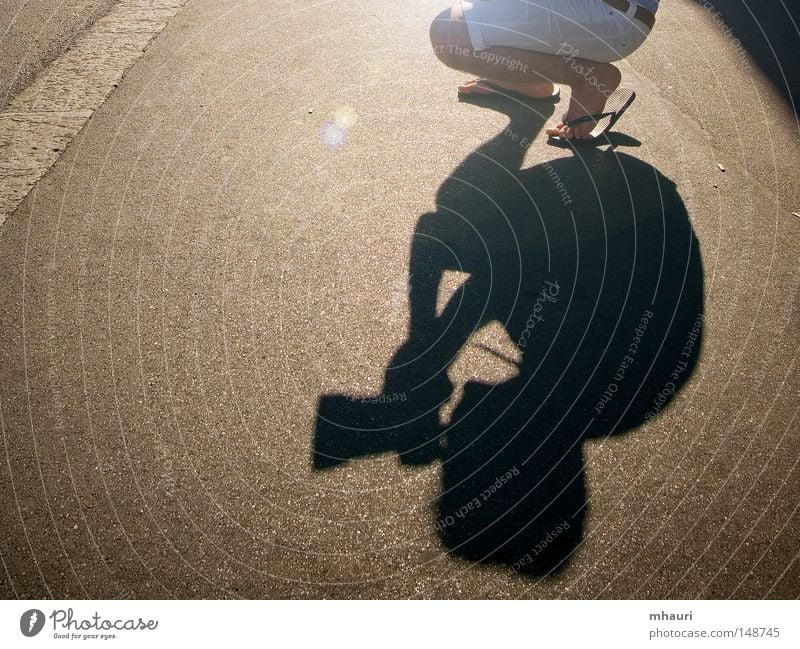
[320,120,347,149]
[334,105,358,128]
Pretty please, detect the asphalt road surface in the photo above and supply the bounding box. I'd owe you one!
[0,0,798,598]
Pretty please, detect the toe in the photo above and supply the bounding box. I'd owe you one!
[458,80,494,95]
[458,78,482,91]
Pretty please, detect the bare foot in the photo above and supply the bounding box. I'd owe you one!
[545,64,622,140]
[458,77,557,99]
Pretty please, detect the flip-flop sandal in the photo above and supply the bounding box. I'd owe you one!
[548,87,636,145]
[457,79,561,103]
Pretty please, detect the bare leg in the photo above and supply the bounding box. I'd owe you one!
[430,4,621,140]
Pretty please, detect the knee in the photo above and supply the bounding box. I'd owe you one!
[429,9,452,64]
[429,6,468,68]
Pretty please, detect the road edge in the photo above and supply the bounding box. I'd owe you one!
[0,0,190,228]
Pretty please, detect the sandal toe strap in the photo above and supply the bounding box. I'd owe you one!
[563,111,614,127]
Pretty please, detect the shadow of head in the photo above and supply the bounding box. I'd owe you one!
[313,104,704,576]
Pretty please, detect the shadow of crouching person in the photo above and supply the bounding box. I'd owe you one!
[314,98,704,576]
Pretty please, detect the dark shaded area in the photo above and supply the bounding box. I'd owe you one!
[314,98,704,575]
[692,0,800,110]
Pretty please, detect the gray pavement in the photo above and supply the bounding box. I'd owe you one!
[0,0,798,599]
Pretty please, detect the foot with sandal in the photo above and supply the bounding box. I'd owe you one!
[430,0,657,143]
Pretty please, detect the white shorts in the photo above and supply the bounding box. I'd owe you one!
[460,0,652,63]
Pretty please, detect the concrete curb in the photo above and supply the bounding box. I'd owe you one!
[0,0,189,227]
